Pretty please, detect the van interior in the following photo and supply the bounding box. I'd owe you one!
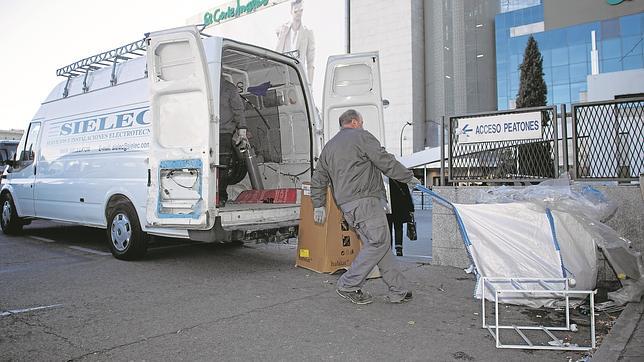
[218,45,312,210]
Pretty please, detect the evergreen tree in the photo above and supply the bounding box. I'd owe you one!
[516,36,547,108]
[515,36,555,178]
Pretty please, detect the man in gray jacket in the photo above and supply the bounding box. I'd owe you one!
[311,109,420,304]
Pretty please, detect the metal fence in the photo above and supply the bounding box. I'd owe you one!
[444,106,559,184]
[571,97,644,181]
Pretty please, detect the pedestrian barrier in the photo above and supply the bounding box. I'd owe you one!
[444,106,558,184]
[571,97,644,181]
[439,96,644,184]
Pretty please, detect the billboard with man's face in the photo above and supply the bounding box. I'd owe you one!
[188,0,347,109]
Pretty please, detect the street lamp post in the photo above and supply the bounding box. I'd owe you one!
[400,121,412,156]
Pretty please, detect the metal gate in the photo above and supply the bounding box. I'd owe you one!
[571,97,644,181]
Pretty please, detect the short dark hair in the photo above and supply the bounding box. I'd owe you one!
[339,109,361,127]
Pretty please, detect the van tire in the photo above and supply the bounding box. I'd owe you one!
[1,193,23,235]
[106,200,148,260]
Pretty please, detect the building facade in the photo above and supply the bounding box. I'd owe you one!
[349,0,501,155]
[349,0,425,156]
[422,0,500,150]
[0,129,23,140]
[496,0,644,110]
[189,0,643,158]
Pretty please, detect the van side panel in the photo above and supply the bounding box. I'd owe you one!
[35,106,150,225]
[33,59,150,227]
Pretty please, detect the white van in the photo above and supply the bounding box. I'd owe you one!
[0,26,386,260]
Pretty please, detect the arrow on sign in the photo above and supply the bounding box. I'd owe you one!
[461,124,473,135]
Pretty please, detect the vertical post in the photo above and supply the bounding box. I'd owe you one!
[591,291,596,348]
[423,164,427,210]
[482,277,487,328]
[111,58,118,86]
[565,278,570,330]
[423,163,427,187]
[552,105,559,178]
[615,102,628,180]
[400,122,412,157]
[440,116,446,186]
[345,0,351,54]
[82,70,90,93]
[495,290,501,347]
[561,103,569,175]
[591,31,599,75]
[421,192,425,210]
[571,104,579,179]
[63,77,72,98]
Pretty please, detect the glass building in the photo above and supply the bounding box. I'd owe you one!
[495,4,644,109]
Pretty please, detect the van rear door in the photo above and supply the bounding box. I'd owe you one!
[146,26,216,230]
[321,52,386,145]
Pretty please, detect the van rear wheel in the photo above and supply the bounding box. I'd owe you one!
[1,193,23,235]
[106,200,147,260]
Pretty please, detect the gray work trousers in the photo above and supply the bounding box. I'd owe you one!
[337,197,409,299]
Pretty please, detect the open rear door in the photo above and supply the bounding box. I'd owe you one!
[146,26,216,229]
[322,52,385,145]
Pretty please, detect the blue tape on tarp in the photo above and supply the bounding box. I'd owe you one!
[546,208,568,278]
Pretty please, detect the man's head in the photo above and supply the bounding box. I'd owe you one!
[339,109,363,129]
[291,0,303,23]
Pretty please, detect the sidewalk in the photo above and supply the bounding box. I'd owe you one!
[374,256,635,361]
[592,300,644,361]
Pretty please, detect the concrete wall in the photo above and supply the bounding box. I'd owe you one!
[431,185,644,282]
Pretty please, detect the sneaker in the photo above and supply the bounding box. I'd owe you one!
[395,247,403,256]
[336,289,373,305]
[388,291,413,304]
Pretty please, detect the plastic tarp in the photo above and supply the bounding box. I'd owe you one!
[418,173,644,307]
[551,210,598,296]
[473,175,643,306]
[454,202,597,308]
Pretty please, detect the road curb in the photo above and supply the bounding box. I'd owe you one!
[591,301,643,361]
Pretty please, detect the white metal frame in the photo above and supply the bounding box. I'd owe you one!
[481,277,597,351]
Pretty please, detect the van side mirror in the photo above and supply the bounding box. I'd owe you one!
[19,150,32,161]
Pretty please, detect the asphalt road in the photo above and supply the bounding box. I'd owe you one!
[1,220,594,361]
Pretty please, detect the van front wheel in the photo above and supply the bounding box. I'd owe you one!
[1,193,23,235]
[106,201,147,260]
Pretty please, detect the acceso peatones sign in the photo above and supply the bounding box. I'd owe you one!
[456,111,543,144]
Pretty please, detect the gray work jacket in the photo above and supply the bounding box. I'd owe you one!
[311,127,414,209]
[220,79,247,134]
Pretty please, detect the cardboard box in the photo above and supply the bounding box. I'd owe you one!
[296,185,362,273]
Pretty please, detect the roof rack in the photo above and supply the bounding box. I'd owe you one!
[56,27,211,98]
[57,37,147,97]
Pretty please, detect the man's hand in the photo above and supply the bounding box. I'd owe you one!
[313,207,326,224]
[407,177,421,190]
[235,128,250,148]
